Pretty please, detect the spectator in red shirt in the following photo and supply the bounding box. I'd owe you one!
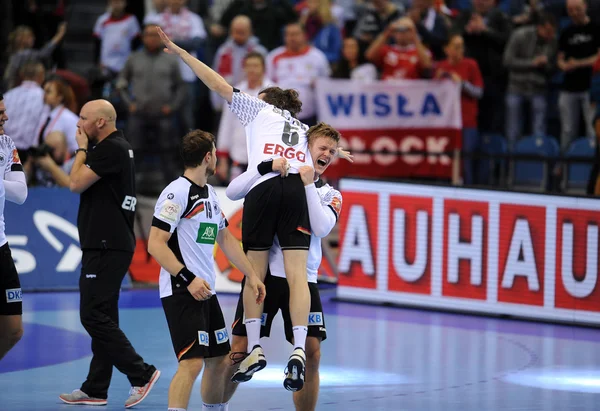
[436,33,484,185]
[365,17,433,80]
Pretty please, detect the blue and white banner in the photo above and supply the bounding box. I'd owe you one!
[5,188,130,291]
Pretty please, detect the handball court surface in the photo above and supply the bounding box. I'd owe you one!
[1,288,599,411]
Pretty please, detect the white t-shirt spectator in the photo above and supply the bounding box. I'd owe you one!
[37,104,79,152]
[266,46,330,120]
[3,81,45,150]
[93,13,141,73]
[157,8,207,82]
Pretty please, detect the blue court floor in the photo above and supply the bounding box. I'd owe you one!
[1,288,600,411]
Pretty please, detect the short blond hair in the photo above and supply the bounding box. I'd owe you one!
[307,122,341,144]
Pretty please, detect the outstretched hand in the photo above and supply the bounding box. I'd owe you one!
[157,27,184,56]
[337,147,354,163]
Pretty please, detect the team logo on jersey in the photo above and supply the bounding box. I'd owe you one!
[12,149,20,164]
[6,288,22,303]
[215,327,229,344]
[196,222,217,244]
[198,331,209,346]
[159,200,181,223]
[0,153,5,167]
[167,193,174,200]
[308,312,323,326]
[213,202,219,213]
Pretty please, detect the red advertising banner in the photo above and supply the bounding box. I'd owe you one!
[337,179,600,325]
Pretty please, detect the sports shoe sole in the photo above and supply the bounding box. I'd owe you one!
[58,396,107,406]
[231,358,267,383]
[283,358,305,392]
[125,370,161,409]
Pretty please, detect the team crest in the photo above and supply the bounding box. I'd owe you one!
[0,153,5,167]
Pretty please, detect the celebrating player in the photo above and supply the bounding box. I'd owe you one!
[147,130,265,411]
[158,27,317,390]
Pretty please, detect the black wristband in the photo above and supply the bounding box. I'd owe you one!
[75,148,87,155]
[257,158,273,175]
[177,267,195,284]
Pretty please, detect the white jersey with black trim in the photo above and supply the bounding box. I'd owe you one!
[269,179,342,283]
[0,135,23,247]
[153,177,228,298]
[228,90,313,191]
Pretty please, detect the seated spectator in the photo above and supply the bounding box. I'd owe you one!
[365,17,433,80]
[436,33,483,185]
[332,37,378,80]
[300,0,343,64]
[3,23,66,90]
[31,131,74,188]
[503,12,557,150]
[407,0,449,60]
[38,78,79,152]
[557,0,599,148]
[216,52,274,183]
[117,23,186,186]
[93,0,141,79]
[211,15,267,110]
[353,0,403,46]
[267,22,330,125]
[2,62,45,162]
[296,0,346,30]
[53,70,90,113]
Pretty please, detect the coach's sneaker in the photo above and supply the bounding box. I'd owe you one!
[283,347,306,392]
[231,345,267,383]
[125,369,161,408]
[59,389,107,406]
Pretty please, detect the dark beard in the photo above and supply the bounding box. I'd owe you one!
[206,166,215,177]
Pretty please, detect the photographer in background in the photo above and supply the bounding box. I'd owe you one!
[30,131,73,187]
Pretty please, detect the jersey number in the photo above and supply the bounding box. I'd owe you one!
[205,201,213,219]
[281,121,300,147]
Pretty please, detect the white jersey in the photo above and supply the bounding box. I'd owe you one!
[0,135,22,247]
[268,179,342,283]
[228,91,313,191]
[153,177,228,298]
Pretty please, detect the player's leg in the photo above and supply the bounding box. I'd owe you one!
[278,174,312,391]
[237,178,280,376]
[293,337,321,411]
[169,357,204,409]
[231,273,279,383]
[223,335,247,400]
[293,283,326,410]
[0,315,22,360]
[0,244,23,360]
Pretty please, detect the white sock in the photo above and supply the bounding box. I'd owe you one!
[220,403,229,411]
[168,408,186,411]
[292,326,308,351]
[202,404,220,410]
[244,318,262,352]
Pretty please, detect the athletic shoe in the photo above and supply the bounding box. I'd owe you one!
[124,369,161,408]
[58,389,107,406]
[283,347,306,392]
[231,344,267,383]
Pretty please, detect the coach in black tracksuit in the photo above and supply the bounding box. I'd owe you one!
[59,99,159,408]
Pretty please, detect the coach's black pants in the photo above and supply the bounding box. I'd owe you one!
[79,249,155,399]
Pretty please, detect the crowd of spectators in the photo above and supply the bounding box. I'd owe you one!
[0,0,599,193]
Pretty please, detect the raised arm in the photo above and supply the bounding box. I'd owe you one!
[157,27,233,103]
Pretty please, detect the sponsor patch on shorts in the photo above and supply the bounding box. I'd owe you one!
[6,288,22,303]
[215,327,229,344]
[198,331,209,346]
[308,312,323,326]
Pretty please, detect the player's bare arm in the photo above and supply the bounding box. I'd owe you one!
[69,127,100,193]
[157,27,233,103]
[148,227,213,301]
[216,228,266,304]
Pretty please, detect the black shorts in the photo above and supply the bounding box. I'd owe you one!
[232,273,327,344]
[162,292,231,361]
[242,174,311,251]
[0,243,22,316]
